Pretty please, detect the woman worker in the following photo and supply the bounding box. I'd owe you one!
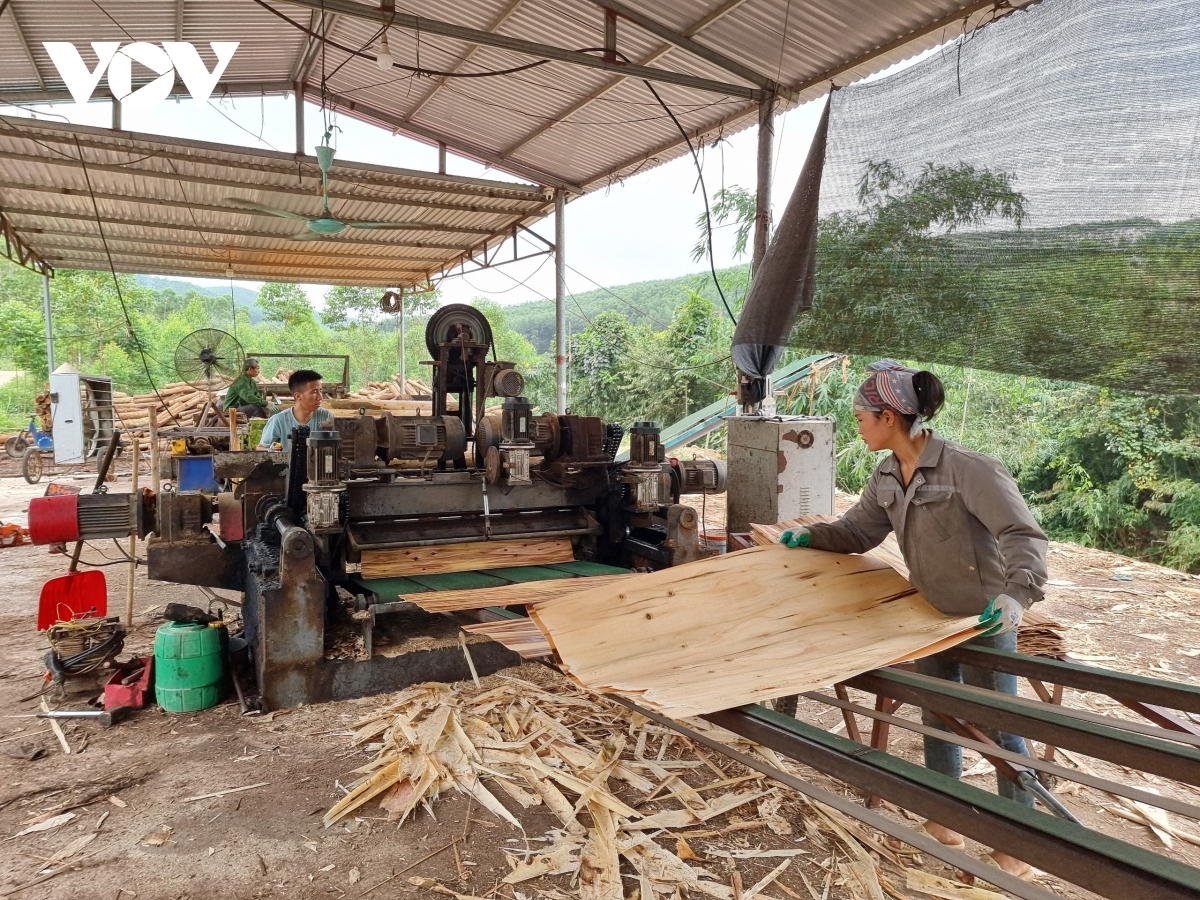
[780,360,1047,880]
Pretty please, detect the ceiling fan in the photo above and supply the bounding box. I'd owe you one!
[227,133,424,240]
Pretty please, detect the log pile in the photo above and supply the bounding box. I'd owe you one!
[325,673,923,900]
[111,382,222,430]
[109,375,447,429]
[350,376,433,401]
[336,376,456,415]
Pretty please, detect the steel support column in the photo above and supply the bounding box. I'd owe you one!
[399,295,406,387]
[554,188,567,414]
[752,91,774,275]
[41,270,55,372]
[294,84,305,154]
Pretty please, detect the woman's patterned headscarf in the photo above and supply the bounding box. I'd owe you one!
[853,359,925,438]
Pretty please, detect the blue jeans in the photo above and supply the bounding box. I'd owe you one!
[914,630,1035,810]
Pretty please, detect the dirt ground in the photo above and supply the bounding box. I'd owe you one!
[2,472,1200,900]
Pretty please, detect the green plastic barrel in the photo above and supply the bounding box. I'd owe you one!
[154,621,225,713]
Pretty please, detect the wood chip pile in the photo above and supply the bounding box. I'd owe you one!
[326,676,1000,900]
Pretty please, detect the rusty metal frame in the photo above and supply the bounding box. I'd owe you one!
[698,702,1200,900]
[0,208,51,275]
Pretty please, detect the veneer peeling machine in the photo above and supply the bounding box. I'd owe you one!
[28,306,725,708]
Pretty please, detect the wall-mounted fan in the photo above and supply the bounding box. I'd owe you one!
[226,133,425,241]
[175,328,245,391]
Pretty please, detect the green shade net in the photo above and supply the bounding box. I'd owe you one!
[791,0,1200,394]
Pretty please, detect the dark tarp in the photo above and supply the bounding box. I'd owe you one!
[731,97,830,379]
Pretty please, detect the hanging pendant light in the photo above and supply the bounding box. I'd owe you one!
[376,32,393,72]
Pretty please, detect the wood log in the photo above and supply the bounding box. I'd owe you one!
[527,543,977,717]
[408,575,632,613]
[359,538,575,580]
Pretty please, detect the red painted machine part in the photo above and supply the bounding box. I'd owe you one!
[217,491,244,542]
[27,494,80,544]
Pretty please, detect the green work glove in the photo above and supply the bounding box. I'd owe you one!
[977,593,1024,636]
[779,529,812,549]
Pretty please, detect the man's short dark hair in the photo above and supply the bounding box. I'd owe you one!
[288,369,323,393]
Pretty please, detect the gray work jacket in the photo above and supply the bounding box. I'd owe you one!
[805,432,1047,616]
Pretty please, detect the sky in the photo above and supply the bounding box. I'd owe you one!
[1,49,928,313]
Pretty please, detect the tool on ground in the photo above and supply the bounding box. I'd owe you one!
[164,603,219,624]
[37,706,131,727]
[104,656,153,710]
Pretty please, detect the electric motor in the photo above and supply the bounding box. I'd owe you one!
[676,458,727,494]
[628,421,664,467]
[380,414,467,462]
[501,396,534,446]
[306,430,342,486]
[28,492,148,543]
[619,421,666,513]
[492,365,525,398]
[302,430,344,531]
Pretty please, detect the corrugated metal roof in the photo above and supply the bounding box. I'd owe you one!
[0,115,552,286]
[0,0,1039,285]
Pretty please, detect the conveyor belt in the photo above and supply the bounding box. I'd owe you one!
[353,561,628,602]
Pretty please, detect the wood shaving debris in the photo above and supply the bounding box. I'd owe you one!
[140,826,173,847]
[14,812,75,837]
[326,677,962,900]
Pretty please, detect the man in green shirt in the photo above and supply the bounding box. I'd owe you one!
[223,358,270,419]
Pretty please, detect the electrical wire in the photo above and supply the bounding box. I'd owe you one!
[251,0,551,79]
[486,263,733,390]
[72,135,182,425]
[457,251,553,295]
[499,229,726,361]
[643,80,738,326]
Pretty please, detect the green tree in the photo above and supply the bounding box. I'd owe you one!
[568,310,642,421]
[256,283,316,329]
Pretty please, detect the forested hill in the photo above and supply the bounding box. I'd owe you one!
[505,264,750,353]
[135,275,264,323]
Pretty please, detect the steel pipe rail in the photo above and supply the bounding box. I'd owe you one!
[799,689,1200,822]
[703,703,1200,900]
[940,644,1200,714]
[847,668,1200,785]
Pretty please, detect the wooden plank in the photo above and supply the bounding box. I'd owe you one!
[462,618,552,657]
[751,515,909,577]
[359,538,575,579]
[754,516,1064,656]
[528,544,977,717]
[409,575,633,614]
